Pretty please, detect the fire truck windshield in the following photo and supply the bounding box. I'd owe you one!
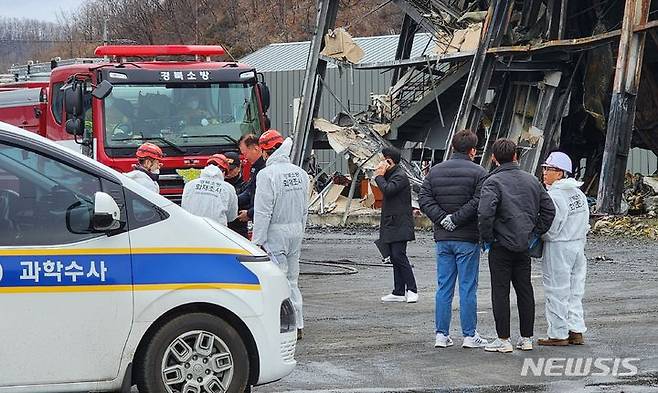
[103,82,261,152]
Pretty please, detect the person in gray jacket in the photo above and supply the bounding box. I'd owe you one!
[478,139,555,353]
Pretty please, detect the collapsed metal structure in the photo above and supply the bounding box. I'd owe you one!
[292,0,658,214]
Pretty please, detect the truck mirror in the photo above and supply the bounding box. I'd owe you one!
[65,118,84,136]
[63,82,84,116]
[92,80,113,99]
[258,82,270,112]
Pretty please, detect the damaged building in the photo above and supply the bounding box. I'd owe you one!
[287,0,658,216]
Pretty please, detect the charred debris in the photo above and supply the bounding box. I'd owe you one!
[291,0,658,217]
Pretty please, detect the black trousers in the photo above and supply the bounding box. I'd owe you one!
[389,241,417,296]
[489,243,534,339]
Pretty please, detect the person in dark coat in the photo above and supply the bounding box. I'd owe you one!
[237,134,266,226]
[374,146,418,303]
[419,129,488,349]
[224,151,249,238]
[478,138,556,353]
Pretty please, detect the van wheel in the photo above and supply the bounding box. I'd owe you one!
[135,313,249,393]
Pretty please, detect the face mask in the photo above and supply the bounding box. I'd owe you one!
[151,168,160,175]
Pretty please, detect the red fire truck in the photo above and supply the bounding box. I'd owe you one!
[0,45,270,202]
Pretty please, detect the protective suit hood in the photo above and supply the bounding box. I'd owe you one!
[266,137,293,167]
[125,169,160,194]
[181,165,238,226]
[548,177,583,191]
[200,164,225,180]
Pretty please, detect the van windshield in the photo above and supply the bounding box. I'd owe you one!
[103,82,262,151]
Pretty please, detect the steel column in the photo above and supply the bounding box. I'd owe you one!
[597,0,651,214]
[291,0,340,169]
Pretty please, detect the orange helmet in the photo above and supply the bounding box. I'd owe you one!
[207,154,230,171]
[136,142,163,160]
[258,129,284,151]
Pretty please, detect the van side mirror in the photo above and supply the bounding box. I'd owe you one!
[258,82,270,112]
[92,80,113,99]
[92,192,121,231]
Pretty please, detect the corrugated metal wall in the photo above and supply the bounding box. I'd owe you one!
[262,67,392,174]
[627,148,658,175]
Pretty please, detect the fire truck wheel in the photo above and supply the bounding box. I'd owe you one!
[134,312,249,393]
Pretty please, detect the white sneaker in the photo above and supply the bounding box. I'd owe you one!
[406,290,418,303]
[484,338,513,353]
[463,332,489,348]
[435,333,454,348]
[516,336,533,351]
[381,294,406,302]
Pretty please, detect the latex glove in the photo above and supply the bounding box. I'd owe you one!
[482,242,492,253]
[440,215,456,232]
[528,234,540,250]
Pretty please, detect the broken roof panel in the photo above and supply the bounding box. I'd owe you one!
[239,33,434,73]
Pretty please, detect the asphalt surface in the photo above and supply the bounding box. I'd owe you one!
[254,228,658,393]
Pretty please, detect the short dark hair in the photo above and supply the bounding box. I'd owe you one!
[381,146,401,164]
[239,134,259,147]
[492,138,517,164]
[452,129,478,154]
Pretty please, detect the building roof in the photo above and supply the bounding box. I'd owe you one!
[239,33,434,73]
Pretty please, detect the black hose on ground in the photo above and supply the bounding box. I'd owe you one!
[299,258,393,275]
[299,260,358,275]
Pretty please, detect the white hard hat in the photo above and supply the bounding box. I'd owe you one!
[541,151,572,173]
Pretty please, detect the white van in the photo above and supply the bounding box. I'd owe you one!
[0,122,296,392]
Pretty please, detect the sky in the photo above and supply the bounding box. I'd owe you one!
[0,0,87,22]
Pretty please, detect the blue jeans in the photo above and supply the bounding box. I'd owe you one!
[435,241,480,337]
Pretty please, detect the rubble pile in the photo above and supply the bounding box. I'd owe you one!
[644,176,658,217]
[592,216,658,240]
[622,174,657,216]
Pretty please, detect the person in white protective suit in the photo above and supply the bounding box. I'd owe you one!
[252,130,309,340]
[538,151,590,346]
[181,154,238,226]
[125,142,162,194]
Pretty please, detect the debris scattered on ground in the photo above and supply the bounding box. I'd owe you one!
[593,255,613,262]
[622,173,657,215]
[644,176,658,193]
[592,216,658,240]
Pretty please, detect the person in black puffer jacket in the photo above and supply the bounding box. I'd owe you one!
[419,129,488,349]
[375,146,418,304]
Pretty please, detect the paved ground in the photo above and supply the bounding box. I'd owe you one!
[254,228,658,393]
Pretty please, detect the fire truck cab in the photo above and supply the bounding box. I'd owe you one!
[0,45,270,203]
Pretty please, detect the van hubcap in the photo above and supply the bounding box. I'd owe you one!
[162,330,233,393]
